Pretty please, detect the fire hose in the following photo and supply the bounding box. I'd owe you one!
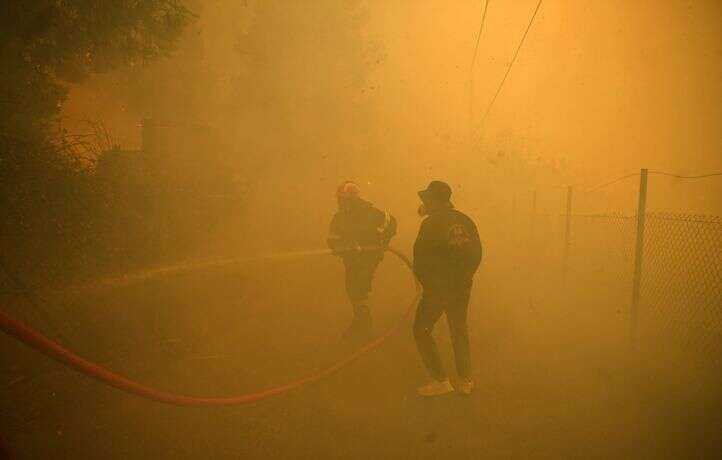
[0,247,420,406]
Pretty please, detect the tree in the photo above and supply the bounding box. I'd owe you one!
[0,0,191,138]
[232,0,379,158]
[0,1,192,285]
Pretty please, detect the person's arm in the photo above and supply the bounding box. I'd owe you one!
[464,216,483,277]
[327,213,344,253]
[413,219,434,286]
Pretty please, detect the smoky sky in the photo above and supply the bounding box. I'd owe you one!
[60,0,721,220]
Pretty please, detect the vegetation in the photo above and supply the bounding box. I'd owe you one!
[0,0,376,288]
[0,1,192,286]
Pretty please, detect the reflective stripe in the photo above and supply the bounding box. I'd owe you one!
[377,211,391,233]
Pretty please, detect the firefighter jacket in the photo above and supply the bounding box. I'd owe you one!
[327,199,397,255]
[413,207,482,290]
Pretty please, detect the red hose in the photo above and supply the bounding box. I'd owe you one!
[0,248,420,407]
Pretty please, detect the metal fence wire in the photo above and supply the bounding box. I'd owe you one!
[638,213,722,361]
[521,178,722,367]
[518,168,722,368]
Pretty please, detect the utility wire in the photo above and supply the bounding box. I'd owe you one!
[584,169,722,194]
[649,171,722,179]
[585,173,640,193]
[469,0,490,128]
[479,0,543,127]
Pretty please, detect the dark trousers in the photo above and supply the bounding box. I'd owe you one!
[343,253,381,308]
[413,283,472,380]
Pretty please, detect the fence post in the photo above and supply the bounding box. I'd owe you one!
[630,168,648,350]
[563,185,573,279]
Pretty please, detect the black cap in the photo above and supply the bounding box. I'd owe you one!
[418,180,452,202]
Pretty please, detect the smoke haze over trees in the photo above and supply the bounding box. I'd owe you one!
[2,0,721,283]
[1,1,192,284]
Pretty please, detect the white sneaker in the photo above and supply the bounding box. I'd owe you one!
[417,379,454,397]
[457,378,474,395]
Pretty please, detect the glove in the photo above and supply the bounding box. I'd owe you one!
[333,243,362,256]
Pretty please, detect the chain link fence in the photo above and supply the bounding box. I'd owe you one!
[638,213,722,364]
[518,175,721,369]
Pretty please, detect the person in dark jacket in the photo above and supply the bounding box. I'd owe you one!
[327,181,397,338]
[413,180,482,396]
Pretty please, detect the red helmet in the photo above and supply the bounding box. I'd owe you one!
[336,181,360,200]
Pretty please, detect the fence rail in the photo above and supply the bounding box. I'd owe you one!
[521,169,722,370]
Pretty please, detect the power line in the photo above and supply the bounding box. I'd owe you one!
[583,169,722,194]
[479,0,543,127]
[468,0,490,128]
[585,173,640,193]
[649,171,722,179]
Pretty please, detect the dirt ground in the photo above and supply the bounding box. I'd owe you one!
[1,253,720,459]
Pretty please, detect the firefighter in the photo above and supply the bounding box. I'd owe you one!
[413,181,482,396]
[327,181,397,338]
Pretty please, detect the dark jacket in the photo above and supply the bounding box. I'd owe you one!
[327,199,397,256]
[413,207,482,290]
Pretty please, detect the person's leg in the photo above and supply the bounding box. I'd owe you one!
[446,284,472,380]
[343,259,373,335]
[413,291,447,380]
[344,259,363,304]
[355,255,381,329]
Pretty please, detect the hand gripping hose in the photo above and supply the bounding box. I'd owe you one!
[0,247,420,406]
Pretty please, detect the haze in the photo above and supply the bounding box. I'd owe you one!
[2,1,721,459]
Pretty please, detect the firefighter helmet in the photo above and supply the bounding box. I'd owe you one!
[336,181,360,200]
